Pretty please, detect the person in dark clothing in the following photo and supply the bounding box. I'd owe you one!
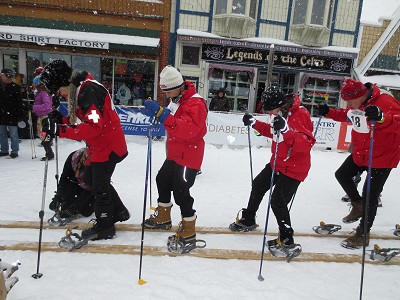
[40,60,130,241]
[0,68,23,158]
[209,88,230,112]
[49,147,94,219]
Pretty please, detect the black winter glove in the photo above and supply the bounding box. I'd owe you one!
[364,105,384,123]
[317,102,330,116]
[243,114,256,127]
[49,110,64,124]
[273,115,289,133]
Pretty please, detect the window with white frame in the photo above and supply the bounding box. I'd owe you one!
[215,0,257,19]
[181,45,201,66]
[292,0,331,27]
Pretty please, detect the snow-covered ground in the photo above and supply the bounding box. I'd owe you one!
[1,136,399,300]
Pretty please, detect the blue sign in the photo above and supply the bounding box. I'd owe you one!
[59,103,165,136]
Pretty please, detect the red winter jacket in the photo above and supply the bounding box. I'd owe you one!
[326,85,400,168]
[253,95,315,182]
[59,75,127,164]
[162,81,208,170]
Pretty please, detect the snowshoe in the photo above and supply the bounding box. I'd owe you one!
[167,233,206,254]
[340,227,369,249]
[369,244,400,262]
[229,209,258,232]
[312,221,342,235]
[392,224,400,237]
[5,276,19,292]
[0,260,21,279]
[59,228,89,251]
[267,238,302,262]
[48,211,81,226]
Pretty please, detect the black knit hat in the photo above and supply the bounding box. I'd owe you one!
[261,85,286,111]
[40,60,72,94]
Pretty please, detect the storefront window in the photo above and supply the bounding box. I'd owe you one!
[3,54,19,73]
[26,51,156,105]
[182,45,200,66]
[72,56,101,80]
[208,68,251,112]
[27,51,70,84]
[302,77,340,117]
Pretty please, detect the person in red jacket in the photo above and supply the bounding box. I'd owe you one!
[40,60,130,241]
[142,65,208,253]
[318,78,400,249]
[229,85,315,254]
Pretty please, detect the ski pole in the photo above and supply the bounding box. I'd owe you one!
[148,124,155,210]
[258,130,280,281]
[359,121,375,300]
[138,124,152,285]
[28,110,37,159]
[245,113,254,183]
[54,135,59,186]
[313,100,326,138]
[32,156,49,279]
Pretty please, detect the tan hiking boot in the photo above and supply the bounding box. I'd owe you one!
[341,226,370,249]
[342,201,363,223]
[144,202,172,229]
[176,215,197,242]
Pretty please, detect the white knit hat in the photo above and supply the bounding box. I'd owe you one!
[159,65,184,91]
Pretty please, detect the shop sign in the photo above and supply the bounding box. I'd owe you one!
[202,44,352,74]
[0,32,109,49]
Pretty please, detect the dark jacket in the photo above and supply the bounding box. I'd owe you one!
[0,81,23,125]
[209,94,230,112]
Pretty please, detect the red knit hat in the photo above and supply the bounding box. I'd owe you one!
[340,78,367,101]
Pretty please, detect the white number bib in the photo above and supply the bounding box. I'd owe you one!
[347,109,369,133]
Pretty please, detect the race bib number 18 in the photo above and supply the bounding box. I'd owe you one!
[347,109,369,133]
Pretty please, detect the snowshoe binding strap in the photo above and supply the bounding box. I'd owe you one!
[228,209,258,232]
[312,221,342,235]
[48,212,63,226]
[59,228,89,251]
[167,234,206,254]
[369,244,400,262]
[392,224,400,237]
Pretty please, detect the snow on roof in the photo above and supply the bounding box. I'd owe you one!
[361,0,400,26]
[0,25,160,48]
[360,73,400,89]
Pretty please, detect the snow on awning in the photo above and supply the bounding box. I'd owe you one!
[0,25,159,50]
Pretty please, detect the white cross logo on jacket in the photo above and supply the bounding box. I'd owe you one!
[88,110,100,123]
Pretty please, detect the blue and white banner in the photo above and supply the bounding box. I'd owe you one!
[59,103,165,136]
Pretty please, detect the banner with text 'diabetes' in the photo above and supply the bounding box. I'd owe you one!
[205,112,272,147]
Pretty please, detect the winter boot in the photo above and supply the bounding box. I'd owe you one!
[114,207,131,223]
[341,226,370,249]
[341,194,350,202]
[49,193,65,212]
[144,202,172,230]
[40,141,54,161]
[267,228,301,259]
[342,201,363,223]
[81,221,116,241]
[229,208,257,232]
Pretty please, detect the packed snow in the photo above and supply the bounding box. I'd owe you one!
[1,135,399,300]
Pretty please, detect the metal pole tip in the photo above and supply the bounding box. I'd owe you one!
[32,273,43,279]
[258,274,264,281]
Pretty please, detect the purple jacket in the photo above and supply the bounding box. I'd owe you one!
[33,90,52,116]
